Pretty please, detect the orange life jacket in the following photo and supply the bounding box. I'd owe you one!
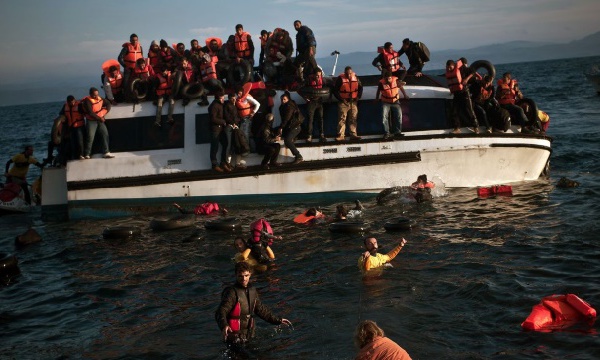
[205,37,223,64]
[379,77,400,103]
[445,60,464,93]
[383,50,401,72]
[148,50,160,69]
[104,71,123,94]
[308,74,323,89]
[64,100,85,128]
[160,49,175,69]
[123,42,143,69]
[199,60,217,83]
[497,78,518,105]
[338,73,359,100]
[85,96,108,119]
[234,32,251,58]
[235,96,253,118]
[156,71,173,96]
[133,62,154,80]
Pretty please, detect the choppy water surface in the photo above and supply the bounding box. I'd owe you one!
[1,56,600,359]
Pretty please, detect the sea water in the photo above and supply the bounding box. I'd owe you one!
[1,56,599,359]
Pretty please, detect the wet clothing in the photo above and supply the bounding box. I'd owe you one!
[215,283,283,342]
[234,251,260,268]
[358,243,405,272]
[356,336,412,360]
[6,153,39,179]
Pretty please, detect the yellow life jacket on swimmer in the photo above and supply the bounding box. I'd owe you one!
[338,72,359,100]
[64,100,85,128]
[234,32,251,58]
[85,96,108,119]
[445,60,464,93]
[123,42,143,69]
[379,76,400,103]
[497,78,518,105]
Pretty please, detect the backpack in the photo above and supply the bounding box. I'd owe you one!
[416,42,430,63]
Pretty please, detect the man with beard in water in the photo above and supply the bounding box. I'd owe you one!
[358,237,407,272]
[216,262,292,358]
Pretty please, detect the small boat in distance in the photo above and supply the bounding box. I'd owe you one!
[41,60,552,219]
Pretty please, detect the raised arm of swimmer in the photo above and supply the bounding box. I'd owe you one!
[360,237,407,271]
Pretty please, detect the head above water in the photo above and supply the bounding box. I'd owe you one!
[418,174,428,184]
[354,320,385,349]
[234,237,247,252]
[235,261,252,287]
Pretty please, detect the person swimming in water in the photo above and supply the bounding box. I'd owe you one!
[410,174,434,203]
[293,207,326,224]
[173,201,228,215]
[248,218,281,264]
[335,200,364,220]
[233,236,268,273]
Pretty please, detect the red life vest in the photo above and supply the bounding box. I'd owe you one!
[205,37,223,64]
[64,100,85,128]
[379,76,400,103]
[497,78,518,105]
[479,85,493,102]
[123,42,143,69]
[194,202,220,215]
[199,60,217,83]
[250,218,273,244]
[338,73,359,100]
[445,60,464,93]
[105,72,123,94]
[411,181,435,190]
[85,96,108,119]
[160,49,175,70]
[133,62,154,80]
[308,74,323,89]
[235,96,253,118]
[234,32,251,58]
[148,50,160,69]
[228,301,242,331]
[156,71,173,96]
[181,63,195,83]
[383,49,401,72]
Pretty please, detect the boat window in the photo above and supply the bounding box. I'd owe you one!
[104,114,185,152]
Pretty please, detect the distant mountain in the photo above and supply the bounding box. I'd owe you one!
[2,31,600,107]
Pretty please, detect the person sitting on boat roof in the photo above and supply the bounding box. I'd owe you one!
[256,113,282,170]
[235,86,260,153]
[131,58,157,101]
[208,91,231,173]
[279,91,304,165]
[372,42,407,82]
[334,66,363,141]
[154,69,176,127]
[376,70,409,140]
[293,20,318,81]
[174,42,186,67]
[230,24,255,66]
[102,65,124,105]
[470,75,495,133]
[4,145,45,204]
[262,28,293,86]
[358,236,407,273]
[224,93,247,171]
[83,87,114,159]
[187,39,203,61]
[445,59,479,134]
[302,68,327,143]
[173,201,228,215]
[203,37,229,80]
[233,237,267,273]
[496,72,528,129]
[147,40,161,71]
[118,33,143,90]
[519,102,545,134]
[197,50,224,106]
[397,38,430,78]
[61,95,86,160]
[411,174,434,203]
[354,320,413,360]
[158,39,178,72]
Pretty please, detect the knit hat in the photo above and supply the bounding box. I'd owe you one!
[160,39,168,48]
[151,40,159,47]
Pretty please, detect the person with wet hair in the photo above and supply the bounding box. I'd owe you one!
[358,237,407,272]
[354,320,412,360]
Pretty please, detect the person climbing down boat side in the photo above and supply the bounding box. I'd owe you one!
[4,145,45,204]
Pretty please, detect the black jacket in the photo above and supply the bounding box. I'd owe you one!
[279,100,304,132]
[208,100,226,133]
[224,101,240,126]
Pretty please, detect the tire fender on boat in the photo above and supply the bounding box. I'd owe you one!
[180,82,205,100]
[328,221,369,233]
[383,217,415,231]
[130,78,150,101]
[204,217,242,231]
[298,86,330,98]
[150,214,195,231]
[469,60,496,80]
[102,226,142,239]
[171,70,183,98]
[227,59,252,87]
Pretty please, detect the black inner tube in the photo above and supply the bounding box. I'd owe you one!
[227,60,252,87]
[469,60,496,80]
[130,78,149,100]
[181,82,205,99]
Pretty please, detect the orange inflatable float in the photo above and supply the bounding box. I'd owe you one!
[521,294,596,331]
[477,185,512,197]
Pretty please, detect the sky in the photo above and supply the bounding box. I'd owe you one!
[0,0,599,86]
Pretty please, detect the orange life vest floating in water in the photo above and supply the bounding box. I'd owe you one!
[521,294,597,331]
[477,185,512,197]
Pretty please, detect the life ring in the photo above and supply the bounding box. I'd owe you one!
[469,60,496,80]
[180,82,205,100]
[204,78,224,93]
[298,86,330,98]
[130,78,150,100]
[150,214,195,231]
[204,217,242,231]
[384,217,415,231]
[0,254,20,279]
[518,98,540,124]
[171,70,183,98]
[102,226,142,239]
[227,59,252,87]
[262,62,278,79]
[51,116,65,145]
[328,221,369,233]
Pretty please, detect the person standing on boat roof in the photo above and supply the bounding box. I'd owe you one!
[256,113,282,169]
[83,87,114,159]
[397,38,429,78]
[215,262,292,358]
[4,145,45,204]
[359,236,407,272]
[372,42,407,82]
[231,24,255,66]
[445,59,479,134]
[235,86,260,153]
[208,91,231,173]
[278,91,304,165]
[302,68,327,143]
[293,20,317,81]
[376,70,409,140]
[334,66,363,141]
[118,33,143,91]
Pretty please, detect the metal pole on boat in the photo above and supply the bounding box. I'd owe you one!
[330,50,340,76]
